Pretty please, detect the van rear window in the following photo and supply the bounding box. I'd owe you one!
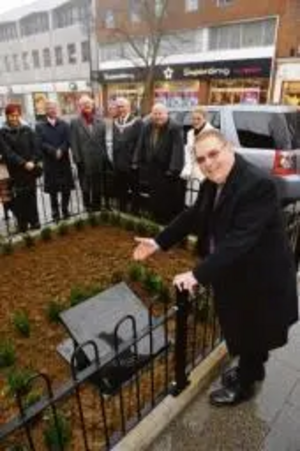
[233,112,300,150]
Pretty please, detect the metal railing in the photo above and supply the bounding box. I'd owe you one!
[0,288,221,451]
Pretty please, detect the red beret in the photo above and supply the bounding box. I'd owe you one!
[5,103,21,116]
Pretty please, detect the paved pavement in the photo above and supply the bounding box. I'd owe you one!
[148,317,300,451]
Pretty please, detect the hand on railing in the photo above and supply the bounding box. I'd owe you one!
[173,271,198,296]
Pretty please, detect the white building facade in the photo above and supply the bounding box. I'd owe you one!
[0,0,95,120]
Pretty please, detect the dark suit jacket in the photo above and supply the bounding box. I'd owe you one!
[70,115,107,175]
[113,115,143,172]
[156,154,298,355]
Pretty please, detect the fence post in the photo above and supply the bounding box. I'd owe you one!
[171,288,190,396]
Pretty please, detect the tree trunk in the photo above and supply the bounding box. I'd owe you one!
[141,70,155,116]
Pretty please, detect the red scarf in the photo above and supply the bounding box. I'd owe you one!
[82,111,94,125]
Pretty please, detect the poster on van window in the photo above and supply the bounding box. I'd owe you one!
[240,89,260,104]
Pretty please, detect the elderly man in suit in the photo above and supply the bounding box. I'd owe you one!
[70,95,107,212]
[134,103,185,224]
[133,129,298,406]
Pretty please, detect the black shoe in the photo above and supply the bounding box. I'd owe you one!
[222,365,265,388]
[209,383,255,407]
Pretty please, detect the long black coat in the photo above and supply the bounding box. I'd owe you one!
[113,115,143,173]
[1,125,42,188]
[156,154,298,355]
[134,118,185,223]
[36,119,74,193]
[70,116,107,175]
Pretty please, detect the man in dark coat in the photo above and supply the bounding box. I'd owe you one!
[134,103,185,224]
[113,97,143,213]
[36,101,74,221]
[70,95,107,212]
[133,129,298,406]
[2,104,42,232]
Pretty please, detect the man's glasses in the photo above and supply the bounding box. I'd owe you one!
[195,144,227,165]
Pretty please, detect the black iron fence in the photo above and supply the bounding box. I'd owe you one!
[0,288,221,451]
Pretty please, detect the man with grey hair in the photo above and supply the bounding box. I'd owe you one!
[36,100,74,221]
[134,103,185,223]
[70,95,107,212]
[112,97,142,213]
[133,129,298,407]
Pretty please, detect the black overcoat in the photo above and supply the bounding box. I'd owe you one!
[134,118,185,223]
[36,119,74,193]
[156,154,298,355]
[113,115,143,173]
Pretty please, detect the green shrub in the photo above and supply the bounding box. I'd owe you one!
[22,233,35,248]
[0,340,16,368]
[43,412,71,451]
[109,212,121,226]
[85,284,102,298]
[121,217,135,231]
[128,263,146,282]
[73,218,85,231]
[12,311,31,337]
[143,271,164,295]
[1,241,13,255]
[7,367,34,397]
[24,389,42,409]
[40,227,52,242]
[45,300,65,323]
[87,213,99,227]
[134,220,148,235]
[57,222,69,236]
[69,286,87,307]
[100,210,110,223]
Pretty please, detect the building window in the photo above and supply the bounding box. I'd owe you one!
[22,52,30,70]
[217,0,233,5]
[20,12,49,37]
[32,50,40,68]
[12,54,20,71]
[53,3,84,29]
[129,0,141,22]
[0,23,18,42]
[81,41,90,62]
[185,0,199,11]
[55,46,63,66]
[4,55,11,72]
[104,10,115,28]
[43,48,51,68]
[67,43,77,64]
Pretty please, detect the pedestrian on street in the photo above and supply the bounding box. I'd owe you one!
[70,95,107,212]
[36,100,74,222]
[133,103,185,224]
[2,104,42,233]
[113,97,143,213]
[133,129,298,406]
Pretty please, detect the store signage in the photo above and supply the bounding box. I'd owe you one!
[98,58,272,83]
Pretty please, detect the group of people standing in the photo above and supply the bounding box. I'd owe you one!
[0,96,212,231]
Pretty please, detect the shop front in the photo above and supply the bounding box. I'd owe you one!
[99,57,272,112]
[273,59,300,106]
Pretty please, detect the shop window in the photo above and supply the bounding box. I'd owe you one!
[185,0,199,11]
[43,48,51,68]
[155,0,165,17]
[67,43,77,65]
[217,0,233,5]
[55,46,63,66]
[32,50,40,69]
[233,112,296,150]
[22,52,30,70]
[104,10,115,28]
[207,111,221,129]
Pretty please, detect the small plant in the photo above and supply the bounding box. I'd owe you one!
[100,210,110,223]
[7,367,34,397]
[85,284,102,298]
[0,339,16,368]
[24,389,42,409]
[40,227,52,242]
[57,222,69,236]
[22,233,35,248]
[1,241,13,255]
[73,218,85,231]
[87,213,99,227]
[109,212,121,226]
[12,311,31,337]
[121,217,135,231]
[43,411,71,451]
[69,286,87,307]
[45,300,65,323]
[134,219,148,235]
[128,263,146,282]
[143,271,164,295]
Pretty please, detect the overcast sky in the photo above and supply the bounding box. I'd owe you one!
[0,0,35,15]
